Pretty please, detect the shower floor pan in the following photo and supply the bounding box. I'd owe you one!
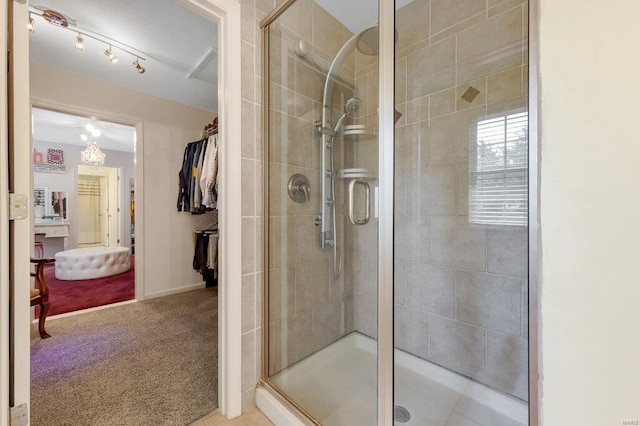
[270,333,527,426]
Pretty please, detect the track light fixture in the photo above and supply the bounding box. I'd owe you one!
[28,7,147,74]
[75,33,84,51]
[104,45,118,63]
[133,57,146,74]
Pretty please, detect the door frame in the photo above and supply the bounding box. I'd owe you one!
[9,0,34,418]
[177,0,243,417]
[76,164,122,247]
[1,1,11,424]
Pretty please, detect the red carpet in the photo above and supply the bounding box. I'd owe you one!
[36,255,135,316]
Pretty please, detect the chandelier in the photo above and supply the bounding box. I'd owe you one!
[80,122,105,167]
[81,141,106,167]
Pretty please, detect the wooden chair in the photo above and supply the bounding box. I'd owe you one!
[30,257,55,339]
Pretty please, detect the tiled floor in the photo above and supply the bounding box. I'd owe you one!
[271,333,527,426]
[192,408,274,426]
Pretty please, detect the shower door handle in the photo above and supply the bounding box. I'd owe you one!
[348,179,370,225]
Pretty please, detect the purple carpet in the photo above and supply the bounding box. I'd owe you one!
[36,255,135,316]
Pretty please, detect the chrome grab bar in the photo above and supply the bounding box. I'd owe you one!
[348,179,370,225]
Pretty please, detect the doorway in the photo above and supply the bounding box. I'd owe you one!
[26,1,219,423]
[31,107,136,316]
[77,165,120,248]
[5,0,244,422]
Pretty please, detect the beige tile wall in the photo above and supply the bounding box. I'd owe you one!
[351,0,530,401]
[239,0,267,412]
[262,0,356,393]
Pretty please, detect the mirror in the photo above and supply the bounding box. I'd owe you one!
[34,188,68,223]
[49,190,68,220]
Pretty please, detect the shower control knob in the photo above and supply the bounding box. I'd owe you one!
[287,174,311,204]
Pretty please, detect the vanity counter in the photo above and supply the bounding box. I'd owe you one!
[34,222,69,253]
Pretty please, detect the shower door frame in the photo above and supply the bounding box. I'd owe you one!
[259,0,541,424]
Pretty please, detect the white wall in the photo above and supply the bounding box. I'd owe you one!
[539,0,640,423]
[31,63,217,298]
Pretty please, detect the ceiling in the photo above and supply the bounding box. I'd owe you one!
[29,0,218,112]
[314,0,415,34]
[33,108,136,153]
[30,0,217,153]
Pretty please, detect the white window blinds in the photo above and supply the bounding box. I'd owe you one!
[469,111,528,226]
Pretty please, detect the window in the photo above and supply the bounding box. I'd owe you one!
[469,111,528,226]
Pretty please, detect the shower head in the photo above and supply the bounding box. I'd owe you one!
[344,97,362,114]
[356,25,399,56]
[333,97,362,134]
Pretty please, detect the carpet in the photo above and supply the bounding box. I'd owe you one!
[30,288,218,426]
[36,255,135,317]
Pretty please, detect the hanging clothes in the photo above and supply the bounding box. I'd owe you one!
[193,231,217,287]
[177,131,220,213]
[208,233,218,279]
[193,137,208,211]
[200,133,219,209]
[177,140,201,213]
[191,139,205,212]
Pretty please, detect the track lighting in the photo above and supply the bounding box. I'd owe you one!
[133,58,146,74]
[28,7,148,74]
[104,45,118,63]
[75,33,84,51]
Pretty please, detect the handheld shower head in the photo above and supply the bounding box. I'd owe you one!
[333,97,362,134]
[344,97,362,114]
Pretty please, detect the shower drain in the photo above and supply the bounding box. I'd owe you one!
[394,405,411,423]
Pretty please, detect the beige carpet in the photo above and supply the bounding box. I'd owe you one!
[30,288,218,426]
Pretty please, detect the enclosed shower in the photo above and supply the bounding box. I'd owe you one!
[262,0,530,424]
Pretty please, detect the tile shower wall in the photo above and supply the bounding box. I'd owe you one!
[351,0,530,401]
[239,0,268,412]
[264,0,356,379]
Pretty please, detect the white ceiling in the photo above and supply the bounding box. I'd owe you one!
[30,0,216,151]
[33,108,135,153]
[29,0,218,112]
[314,0,415,34]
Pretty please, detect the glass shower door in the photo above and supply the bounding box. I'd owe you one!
[262,0,530,424]
[263,0,381,423]
[393,1,530,425]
